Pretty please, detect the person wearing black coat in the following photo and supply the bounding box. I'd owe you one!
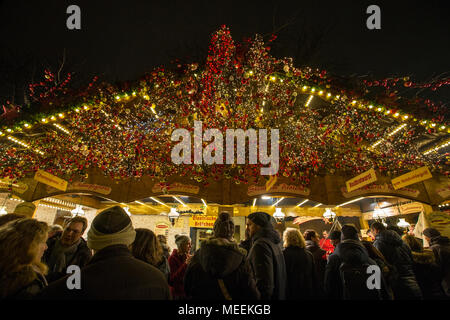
[184,212,259,300]
[38,206,170,300]
[324,225,382,300]
[282,228,320,299]
[371,222,422,300]
[246,212,287,300]
[423,228,450,297]
[304,229,327,292]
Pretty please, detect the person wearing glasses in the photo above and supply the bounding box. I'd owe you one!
[42,216,92,283]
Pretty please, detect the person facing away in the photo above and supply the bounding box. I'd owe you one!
[168,234,192,300]
[0,218,49,299]
[324,224,382,300]
[361,240,395,300]
[304,229,327,291]
[184,212,259,300]
[282,227,320,299]
[38,206,170,300]
[370,222,422,300]
[131,228,170,282]
[47,224,63,240]
[422,228,450,297]
[402,234,446,299]
[42,216,92,283]
[328,230,342,249]
[246,211,287,300]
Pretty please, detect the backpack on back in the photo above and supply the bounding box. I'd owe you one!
[339,262,382,300]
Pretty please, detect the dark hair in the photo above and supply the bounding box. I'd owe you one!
[157,234,167,244]
[131,228,163,267]
[303,229,318,241]
[370,221,385,232]
[387,225,404,236]
[65,216,88,233]
[341,224,359,240]
[0,214,25,227]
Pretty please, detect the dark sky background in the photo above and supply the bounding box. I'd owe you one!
[0,0,449,105]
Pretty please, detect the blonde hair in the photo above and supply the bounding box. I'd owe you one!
[283,227,306,248]
[0,218,49,298]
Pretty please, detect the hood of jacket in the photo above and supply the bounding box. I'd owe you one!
[334,239,370,265]
[411,249,436,265]
[376,230,404,247]
[305,240,319,250]
[197,238,246,278]
[252,227,281,245]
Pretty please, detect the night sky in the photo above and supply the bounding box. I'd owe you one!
[0,0,449,105]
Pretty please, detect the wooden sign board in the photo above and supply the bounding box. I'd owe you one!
[34,170,68,192]
[346,168,377,193]
[391,166,432,190]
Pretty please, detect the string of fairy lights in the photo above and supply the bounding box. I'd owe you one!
[0,26,448,185]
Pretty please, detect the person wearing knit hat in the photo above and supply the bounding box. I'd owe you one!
[213,212,235,240]
[328,230,342,247]
[38,205,171,300]
[422,228,450,297]
[87,205,136,251]
[246,212,287,300]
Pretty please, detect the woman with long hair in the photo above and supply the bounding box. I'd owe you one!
[131,228,170,281]
[0,218,49,299]
[283,228,320,299]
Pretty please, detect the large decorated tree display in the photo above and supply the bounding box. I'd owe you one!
[0,26,448,191]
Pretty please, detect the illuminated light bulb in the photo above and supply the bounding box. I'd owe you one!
[335,95,340,99]
[302,86,307,91]
[327,93,331,98]
[0,131,3,135]
[42,118,47,123]
[83,106,89,110]
[377,107,382,112]
[280,79,284,83]
[431,123,436,127]
[24,123,29,128]
[249,70,253,75]
[143,95,149,100]
[351,100,357,105]
[7,128,12,132]
[75,108,80,112]
[318,90,323,95]
[403,115,409,120]
[115,96,120,100]
[368,105,373,109]
[132,91,136,96]
[270,76,276,81]
[394,113,399,117]
[440,126,446,130]
[59,113,64,118]
[311,88,315,92]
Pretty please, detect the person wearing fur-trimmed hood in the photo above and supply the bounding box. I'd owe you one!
[184,212,260,300]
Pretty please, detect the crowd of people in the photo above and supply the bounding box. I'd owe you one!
[0,206,449,300]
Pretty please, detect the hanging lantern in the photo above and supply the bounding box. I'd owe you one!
[397,218,410,228]
[168,207,180,226]
[323,208,336,223]
[273,207,285,223]
[71,205,85,217]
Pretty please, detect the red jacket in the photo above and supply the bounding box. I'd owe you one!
[168,249,188,299]
[320,238,335,255]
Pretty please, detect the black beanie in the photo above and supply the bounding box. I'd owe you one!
[248,211,272,228]
[213,212,235,239]
[341,224,359,241]
[423,228,440,238]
